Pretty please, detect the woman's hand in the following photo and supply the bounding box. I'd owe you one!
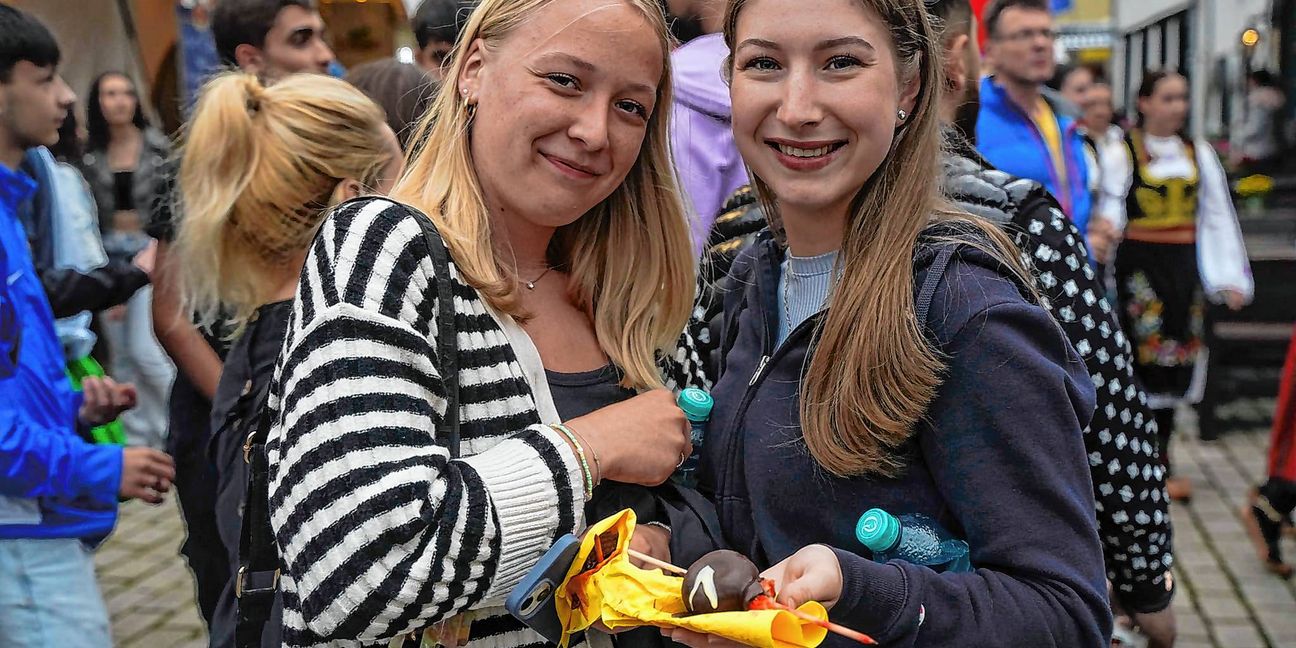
[629,524,671,570]
[661,545,844,648]
[661,627,750,648]
[1087,218,1120,264]
[566,389,691,487]
[1221,289,1247,311]
[78,376,137,427]
[762,544,843,610]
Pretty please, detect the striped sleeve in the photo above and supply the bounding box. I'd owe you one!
[265,198,584,642]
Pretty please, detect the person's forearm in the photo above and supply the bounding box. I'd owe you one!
[39,263,149,318]
[151,243,222,399]
[156,318,222,399]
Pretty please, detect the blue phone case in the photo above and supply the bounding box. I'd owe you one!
[506,534,583,644]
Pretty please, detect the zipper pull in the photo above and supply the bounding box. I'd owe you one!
[748,355,770,387]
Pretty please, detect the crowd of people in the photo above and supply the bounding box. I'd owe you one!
[0,0,1292,647]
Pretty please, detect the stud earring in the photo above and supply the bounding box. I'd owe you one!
[897,109,908,121]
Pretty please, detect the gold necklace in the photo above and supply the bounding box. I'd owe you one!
[522,267,552,291]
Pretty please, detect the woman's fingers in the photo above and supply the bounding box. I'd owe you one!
[661,628,750,648]
[761,545,843,609]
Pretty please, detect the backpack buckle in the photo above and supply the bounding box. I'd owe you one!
[235,565,279,598]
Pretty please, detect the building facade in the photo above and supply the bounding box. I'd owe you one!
[1111,0,1276,141]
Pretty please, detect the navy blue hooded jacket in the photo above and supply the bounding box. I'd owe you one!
[698,227,1111,647]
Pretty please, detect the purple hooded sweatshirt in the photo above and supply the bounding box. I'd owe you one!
[671,33,748,253]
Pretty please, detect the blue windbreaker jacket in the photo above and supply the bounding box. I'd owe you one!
[0,156,121,541]
[976,75,1092,236]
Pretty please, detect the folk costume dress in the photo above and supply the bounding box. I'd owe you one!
[1104,130,1253,448]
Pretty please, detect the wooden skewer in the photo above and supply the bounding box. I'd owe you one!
[628,549,687,575]
[624,549,876,645]
[777,608,877,645]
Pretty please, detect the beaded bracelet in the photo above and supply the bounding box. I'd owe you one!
[579,430,602,484]
[549,423,595,501]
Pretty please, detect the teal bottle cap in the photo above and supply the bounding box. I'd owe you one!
[677,388,713,422]
[856,508,900,552]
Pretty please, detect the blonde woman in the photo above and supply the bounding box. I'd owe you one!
[672,0,1110,646]
[261,0,707,645]
[172,71,403,647]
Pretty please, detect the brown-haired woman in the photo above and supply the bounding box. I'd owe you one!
[674,0,1111,646]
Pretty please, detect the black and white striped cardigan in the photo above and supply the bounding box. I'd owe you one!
[264,197,709,647]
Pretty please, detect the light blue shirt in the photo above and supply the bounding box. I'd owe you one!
[776,250,839,346]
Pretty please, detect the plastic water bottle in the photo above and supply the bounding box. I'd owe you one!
[673,388,713,487]
[855,508,972,573]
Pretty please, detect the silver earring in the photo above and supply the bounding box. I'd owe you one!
[897,109,908,121]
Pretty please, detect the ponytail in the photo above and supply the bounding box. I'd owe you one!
[175,73,264,330]
[174,72,392,330]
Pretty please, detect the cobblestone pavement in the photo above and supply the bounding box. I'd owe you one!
[94,497,206,648]
[1167,400,1296,648]
[95,403,1295,647]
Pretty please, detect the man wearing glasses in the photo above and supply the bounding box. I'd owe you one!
[976,0,1093,244]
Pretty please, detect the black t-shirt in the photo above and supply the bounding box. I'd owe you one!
[545,364,635,421]
[207,300,292,648]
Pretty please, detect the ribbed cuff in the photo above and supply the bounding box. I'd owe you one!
[830,548,910,641]
[462,426,584,600]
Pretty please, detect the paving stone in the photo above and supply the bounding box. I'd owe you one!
[1237,581,1296,609]
[96,498,208,646]
[1212,623,1268,648]
[1181,569,1233,591]
[126,626,204,648]
[110,607,164,643]
[1254,607,1296,643]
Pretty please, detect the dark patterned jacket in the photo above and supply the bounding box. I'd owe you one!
[697,135,1175,614]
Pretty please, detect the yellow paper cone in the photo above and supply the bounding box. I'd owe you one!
[553,510,828,648]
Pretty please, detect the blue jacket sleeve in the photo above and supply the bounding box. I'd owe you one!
[0,244,16,379]
[0,408,122,506]
[829,277,1111,646]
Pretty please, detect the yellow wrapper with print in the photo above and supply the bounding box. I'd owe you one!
[554,510,828,648]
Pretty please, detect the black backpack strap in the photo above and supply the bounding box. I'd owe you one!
[236,201,461,647]
[235,400,280,648]
[916,245,957,326]
[411,212,462,458]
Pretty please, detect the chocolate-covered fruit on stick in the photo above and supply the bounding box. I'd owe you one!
[682,550,768,614]
[626,548,877,645]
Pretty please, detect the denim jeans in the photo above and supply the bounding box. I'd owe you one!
[0,538,112,647]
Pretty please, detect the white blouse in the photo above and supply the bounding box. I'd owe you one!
[1097,132,1254,303]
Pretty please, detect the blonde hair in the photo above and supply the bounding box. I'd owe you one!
[175,72,393,329]
[724,0,1033,478]
[391,0,692,390]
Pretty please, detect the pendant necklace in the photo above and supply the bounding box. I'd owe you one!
[522,267,552,291]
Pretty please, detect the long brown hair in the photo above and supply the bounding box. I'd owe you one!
[724,0,1032,478]
[391,0,693,391]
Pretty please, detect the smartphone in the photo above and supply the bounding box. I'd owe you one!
[506,533,582,644]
